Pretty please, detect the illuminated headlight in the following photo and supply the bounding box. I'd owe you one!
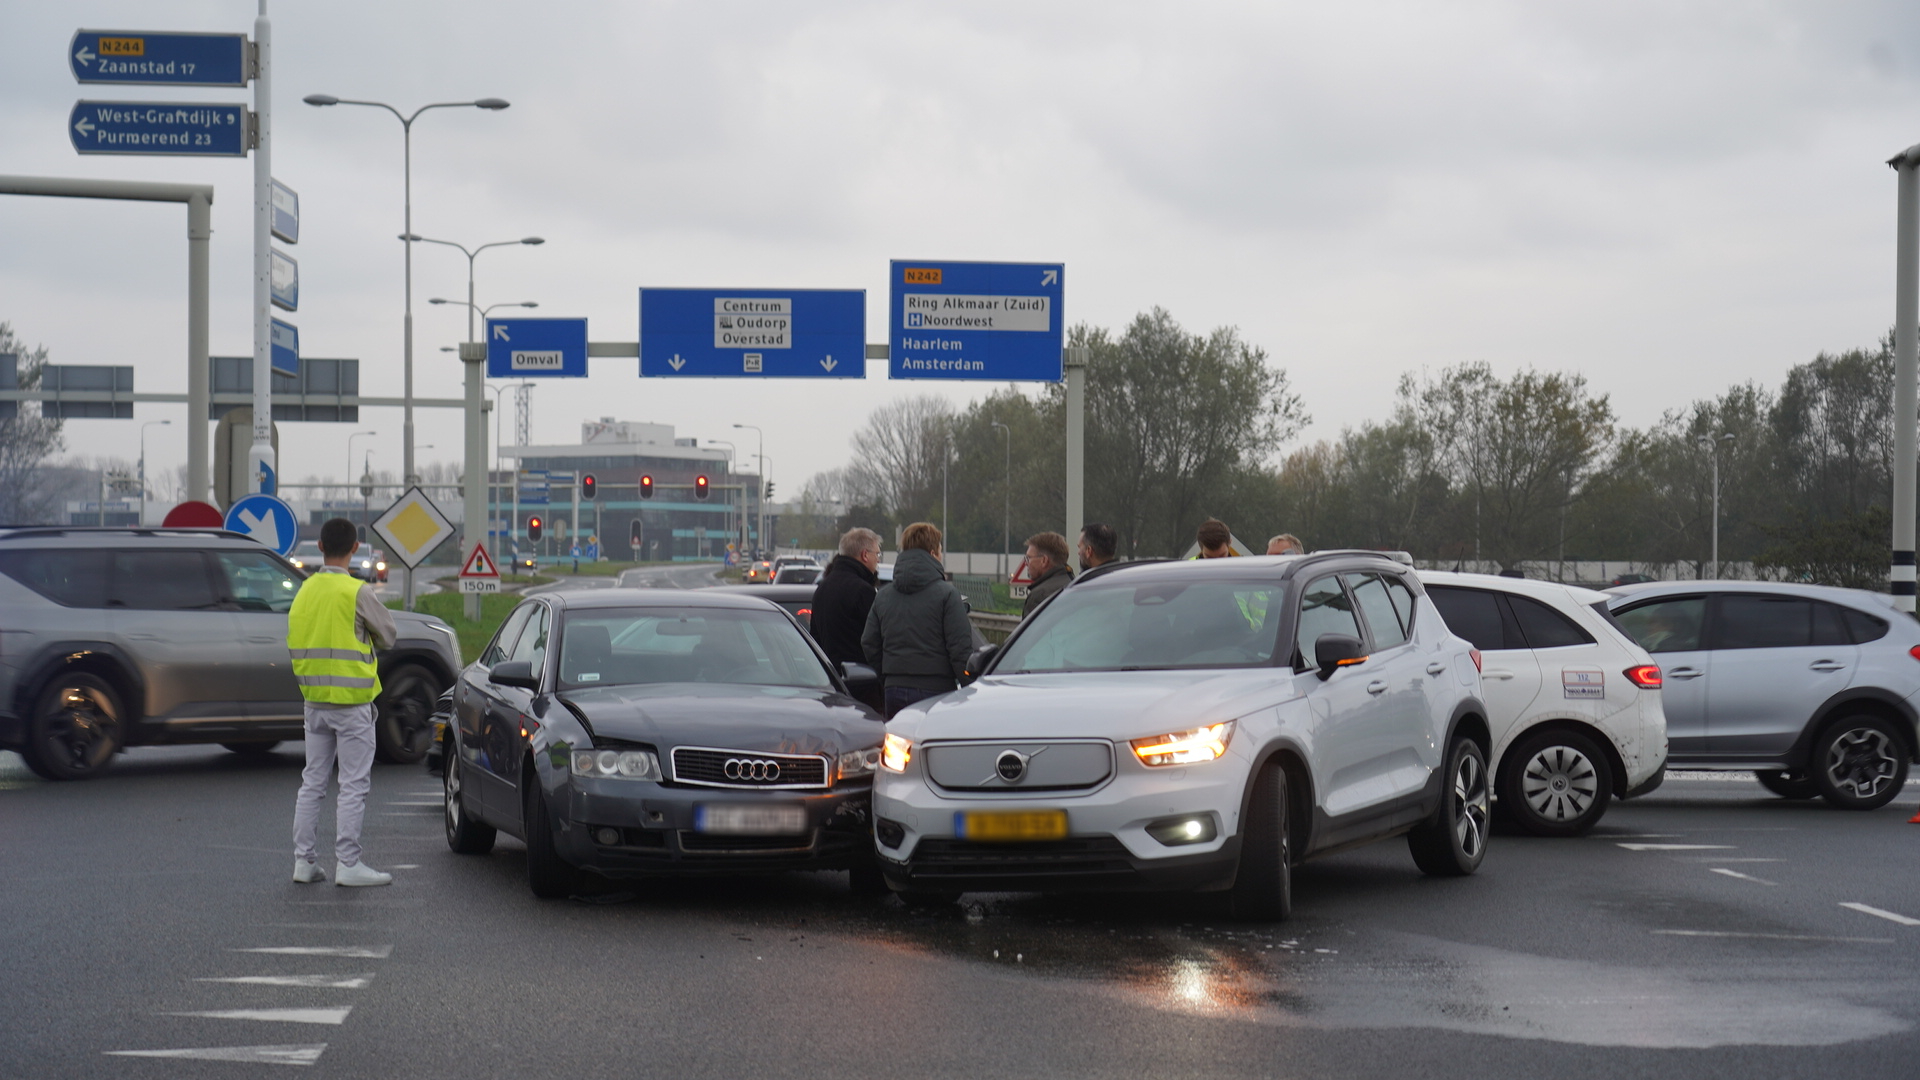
[359,558,371,568]
[570,749,662,781]
[1130,721,1234,766]
[1145,814,1219,846]
[838,745,882,779]
[880,732,913,773]
[376,561,387,571]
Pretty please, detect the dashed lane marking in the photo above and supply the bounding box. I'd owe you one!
[1678,857,1783,863]
[1840,902,1920,926]
[1653,930,1893,943]
[162,1008,352,1025]
[1616,843,1737,851]
[386,801,443,806]
[391,864,420,869]
[1709,868,1777,886]
[106,1044,326,1066]
[195,975,373,989]
[233,945,391,958]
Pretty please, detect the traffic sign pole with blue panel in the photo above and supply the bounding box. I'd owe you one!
[888,260,1064,382]
[70,30,251,88]
[69,100,251,157]
[270,318,298,375]
[640,289,865,378]
[224,493,297,556]
[486,318,588,378]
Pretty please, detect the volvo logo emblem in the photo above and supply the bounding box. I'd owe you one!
[995,749,1028,783]
[723,757,782,781]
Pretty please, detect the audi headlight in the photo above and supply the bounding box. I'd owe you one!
[838,745,882,779]
[570,749,662,781]
[1130,722,1234,766]
[880,732,913,773]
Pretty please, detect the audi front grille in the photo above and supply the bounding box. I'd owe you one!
[669,746,830,789]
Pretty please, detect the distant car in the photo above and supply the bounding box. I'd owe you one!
[774,555,819,573]
[1610,573,1655,587]
[774,566,821,584]
[744,559,775,584]
[707,584,818,623]
[1606,580,1920,810]
[287,540,386,583]
[511,553,539,574]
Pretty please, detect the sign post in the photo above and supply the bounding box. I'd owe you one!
[887,260,1063,382]
[457,542,500,595]
[70,30,251,87]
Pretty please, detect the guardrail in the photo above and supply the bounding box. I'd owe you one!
[969,611,1022,644]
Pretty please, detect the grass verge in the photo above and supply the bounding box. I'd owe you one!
[387,592,519,665]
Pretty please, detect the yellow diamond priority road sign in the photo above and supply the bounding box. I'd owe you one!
[371,486,455,570]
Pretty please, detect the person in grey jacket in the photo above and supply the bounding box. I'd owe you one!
[861,521,974,717]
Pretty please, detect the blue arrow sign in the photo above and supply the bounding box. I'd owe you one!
[271,179,299,244]
[225,493,297,556]
[486,318,588,378]
[69,100,250,157]
[270,318,298,375]
[70,29,250,88]
[888,260,1064,381]
[640,289,865,378]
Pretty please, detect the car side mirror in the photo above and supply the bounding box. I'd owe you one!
[489,660,540,691]
[839,661,879,691]
[1313,634,1368,681]
[963,644,999,684]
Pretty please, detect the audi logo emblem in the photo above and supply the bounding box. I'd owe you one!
[724,758,783,781]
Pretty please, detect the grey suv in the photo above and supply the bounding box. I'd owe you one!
[0,527,463,780]
[1606,581,1920,809]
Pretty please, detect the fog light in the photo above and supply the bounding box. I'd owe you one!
[876,817,906,849]
[1145,815,1217,847]
[594,827,621,846]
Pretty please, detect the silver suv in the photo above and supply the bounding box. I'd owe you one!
[0,527,463,780]
[1606,581,1920,809]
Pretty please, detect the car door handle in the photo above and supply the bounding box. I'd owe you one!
[1809,660,1847,672]
[1667,667,1704,679]
[1366,680,1387,695]
[1482,669,1516,681]
[1426,663,1447,676]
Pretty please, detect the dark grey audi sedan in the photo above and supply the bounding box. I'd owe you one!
[440,588,887,898]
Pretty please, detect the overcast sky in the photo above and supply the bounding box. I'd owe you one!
[5,1,1920,495]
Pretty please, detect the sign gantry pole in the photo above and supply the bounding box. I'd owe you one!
[247,2,274,497]
[1890,143,1920,614]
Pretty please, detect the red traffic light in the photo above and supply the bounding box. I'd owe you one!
[694,475,710,501]
[528,516,544,542]
[581,474,596,501]
[639,475,654,500]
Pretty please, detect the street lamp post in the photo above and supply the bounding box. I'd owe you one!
[733,424,763,557]
[346,430,377,515]
[139,419,170,515]
[991,421,1011,581]
[1701,432,1736,580]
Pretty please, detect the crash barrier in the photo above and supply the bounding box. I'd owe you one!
[969,611,1022,644]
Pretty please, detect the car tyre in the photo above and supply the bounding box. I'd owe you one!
[1229,761,1293,921]
[374,663,438,765]
[1754,770,1819,800]
[1498,728,1613,838]
[220,741,281,756]
[23,672,124,781]
[523,777,581,898]
[1409,735,1491,876]
[1811,715,1910,811]
[444,747,496,855]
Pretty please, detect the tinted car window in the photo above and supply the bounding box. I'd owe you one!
[557,608,833,691]
[0,549,110,608]
[1843,607,1890,644]
[1510,595,1593,649]
[1715,595,1811,650]
[1811,602,1851,647]
[213,550,302,613]
[111,551,219,610]
[1385,576,1417,635]
[1614,597,1705,653]
[1294,576,1363,670]
[483,604,535,667]
[997,578,1286,673]
[1347,573,1408,650]
[1425,585,1507,652]
[509,604,550,670]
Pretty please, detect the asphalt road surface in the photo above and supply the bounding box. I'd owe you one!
[4,751,1918,1079]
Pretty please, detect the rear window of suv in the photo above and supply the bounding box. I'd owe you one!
[0,549,110,607]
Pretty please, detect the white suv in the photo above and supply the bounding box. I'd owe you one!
[872,553,1492,920]
[1419,572,1668,836]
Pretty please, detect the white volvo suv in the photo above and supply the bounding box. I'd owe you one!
[872,552,1492,920]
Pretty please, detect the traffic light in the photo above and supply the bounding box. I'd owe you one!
[580,473,596,501]
[639,475,654,500]
[527,515,544,543]
[764,480,775,501]
[629,518,642,547]
[695,475,710,501]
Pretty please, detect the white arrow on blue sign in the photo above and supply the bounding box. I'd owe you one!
[485,318,588,378]
[69,100,250,158]
[888,260,1064,382]
[224,493,298,556]
[70,29,251,88]
[639,288,865,378]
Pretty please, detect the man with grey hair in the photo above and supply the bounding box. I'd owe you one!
[1266,533,1304,556]
[811,527,883,673]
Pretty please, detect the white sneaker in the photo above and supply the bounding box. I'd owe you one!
[293,859,326,884]
[334,861,392,887]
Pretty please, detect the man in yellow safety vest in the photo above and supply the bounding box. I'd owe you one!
[289,517,398,886]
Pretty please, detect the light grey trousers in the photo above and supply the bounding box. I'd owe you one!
[292,701,377,866]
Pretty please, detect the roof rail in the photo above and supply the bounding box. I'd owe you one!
[1306,548,1415,567]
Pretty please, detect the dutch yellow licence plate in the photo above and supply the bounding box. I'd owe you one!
[955,809,1068,842]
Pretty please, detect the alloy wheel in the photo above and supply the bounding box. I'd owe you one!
[1453,752,1490,859]
[1520,745,1598,823]
[1824,726,1900,801]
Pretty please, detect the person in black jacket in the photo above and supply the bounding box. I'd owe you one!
[861,522,974,717]
[1020,530,1073,618]
[810,527,881,671]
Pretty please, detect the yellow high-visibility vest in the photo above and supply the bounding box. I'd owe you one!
[287,571,381,705]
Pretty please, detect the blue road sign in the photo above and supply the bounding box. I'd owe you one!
[70,30,250,88]
[225,493,297,556]
[518,470,551,506]
[69,100,250,157]
[486,318,588,378]
[270,250,298,312]
[640,289,865,378]
[271,179,299,244]
[888,260,1064,381]
[270,318,298,375]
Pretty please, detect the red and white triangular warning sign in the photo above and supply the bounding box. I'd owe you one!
[1009,556,1035,586]
[459,543,500,578]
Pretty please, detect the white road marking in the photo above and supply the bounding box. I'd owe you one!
[232,945,391,958]
[386,801,442,806]
[391,864,420,869]
[195,975,372,989]
[105,1044,326,1066]
[163,1007,351,1025]
[1616,843,1736,851]
[1681,857,1783,863]
[1839,902,1920,926]
[1653,930,1893,943]
[1607,833,1684,839]
[1709,868,1776,886]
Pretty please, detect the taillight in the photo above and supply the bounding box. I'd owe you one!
[1908,645,1920,663]
[1625,664,1662,689]
[1469,649,1482,673]
[797,607,812,618]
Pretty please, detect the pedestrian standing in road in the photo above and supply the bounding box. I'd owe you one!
[861,522,974,718]
[1266,533,1304,555]
[289,517,397,887]
[1077,522,1117,570]
[1193,518,1237,558]
[1021,531,1074,618]
[811,528,884,708]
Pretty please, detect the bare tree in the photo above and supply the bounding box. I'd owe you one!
[844,395,954,521]
[0,322,67,523]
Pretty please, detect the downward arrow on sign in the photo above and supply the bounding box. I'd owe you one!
[820,356,837,372]
[667,355,687,371]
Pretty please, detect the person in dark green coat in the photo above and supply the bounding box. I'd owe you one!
[861,522,974,717]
